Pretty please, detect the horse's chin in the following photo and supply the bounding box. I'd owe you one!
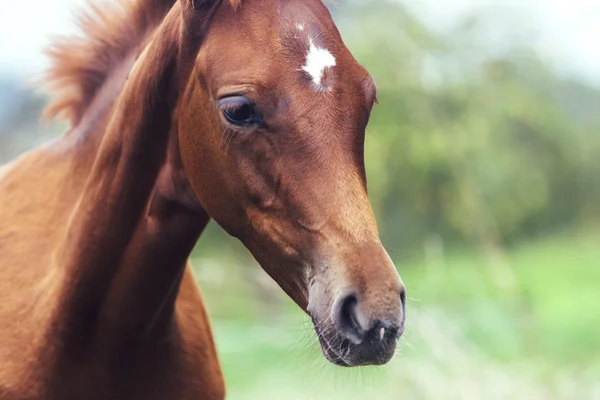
[323,347,351,367]
[314,328,352,367]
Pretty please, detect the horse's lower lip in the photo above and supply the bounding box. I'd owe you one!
[316,332,352,367]
[322,344,351,367]
[327,355,351,367]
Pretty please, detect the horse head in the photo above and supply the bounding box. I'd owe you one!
[176,0,406,367]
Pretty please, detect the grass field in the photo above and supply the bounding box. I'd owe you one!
[193,230,600,399]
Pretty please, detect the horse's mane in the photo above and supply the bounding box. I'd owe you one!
[43,0,241,126]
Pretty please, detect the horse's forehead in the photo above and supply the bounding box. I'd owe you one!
[226,0,346,57]
[281,22,341,90]
[207,0,363,92]
[277,2,363,87]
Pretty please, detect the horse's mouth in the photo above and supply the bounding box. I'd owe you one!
[313,320,401,367]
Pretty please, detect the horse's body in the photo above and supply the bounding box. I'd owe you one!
[0,0,406,399]
[0,122,222,400]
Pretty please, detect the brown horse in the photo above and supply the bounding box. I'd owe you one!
[0,0,406,398]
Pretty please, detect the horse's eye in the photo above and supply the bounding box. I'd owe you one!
[219,96,261,127]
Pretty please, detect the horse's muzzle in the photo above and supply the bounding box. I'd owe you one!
[316,287,406,367]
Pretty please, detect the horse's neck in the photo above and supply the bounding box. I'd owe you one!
[49,3,207,355]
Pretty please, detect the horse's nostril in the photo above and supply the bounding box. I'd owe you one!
[400,287,406,307]
[333,293,364,344]
[399,287,407,334]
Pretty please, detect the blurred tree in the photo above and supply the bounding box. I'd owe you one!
[335,0,600,260]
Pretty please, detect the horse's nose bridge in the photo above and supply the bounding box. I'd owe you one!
[339,241,404,319]
[325,168,380,244]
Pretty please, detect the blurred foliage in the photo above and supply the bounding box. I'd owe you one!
[197,230,600,399]
[332,1,600,254]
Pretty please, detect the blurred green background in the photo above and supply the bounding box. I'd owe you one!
[1,0,599,399]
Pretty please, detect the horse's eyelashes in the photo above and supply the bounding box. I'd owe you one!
[224,103,248,115]
[219,96,261,127]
